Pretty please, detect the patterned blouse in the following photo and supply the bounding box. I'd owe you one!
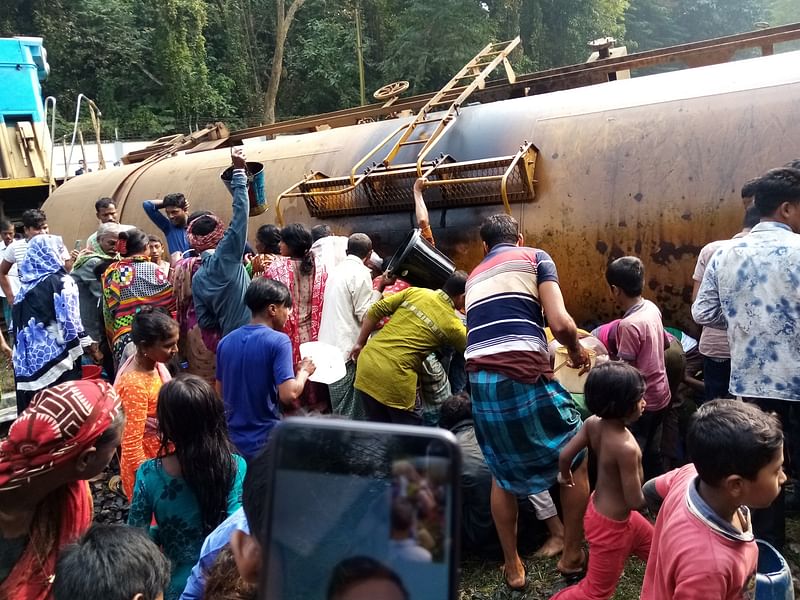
[102,256,174,365]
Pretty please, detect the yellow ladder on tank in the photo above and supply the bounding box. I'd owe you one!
[349,37,521,181]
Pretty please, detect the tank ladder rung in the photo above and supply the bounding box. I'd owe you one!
[357,36,520,177]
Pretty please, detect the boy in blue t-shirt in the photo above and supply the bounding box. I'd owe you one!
[216,277,315,460]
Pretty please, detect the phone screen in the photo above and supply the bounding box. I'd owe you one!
[261,419,460,600]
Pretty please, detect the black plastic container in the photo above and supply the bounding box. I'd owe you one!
[386,229,455,289]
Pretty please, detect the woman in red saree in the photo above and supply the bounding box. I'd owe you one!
[0,380,123,600]
[263,223,327,411]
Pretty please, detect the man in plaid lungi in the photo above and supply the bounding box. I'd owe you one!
[465,214,591,590]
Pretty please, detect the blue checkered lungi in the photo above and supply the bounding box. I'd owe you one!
[469,370,582,495]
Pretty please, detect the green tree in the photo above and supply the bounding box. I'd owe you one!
[280,3,362,117]
[379,0,496,94]
[671,0,766,42]
[624,0,681,51]
[148,0,225,129]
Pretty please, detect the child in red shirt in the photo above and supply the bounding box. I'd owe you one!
[551,362,653,599]
[641,399,786,599]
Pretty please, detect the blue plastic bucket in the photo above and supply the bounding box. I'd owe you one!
[755,539,794,600]
[221,161,267,216]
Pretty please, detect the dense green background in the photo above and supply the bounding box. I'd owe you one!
[2,0,798,139]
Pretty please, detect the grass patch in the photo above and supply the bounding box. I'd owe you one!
[460,552,644,599]
[0,350,14,412]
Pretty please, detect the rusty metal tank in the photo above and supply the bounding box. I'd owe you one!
[43,50,800,331]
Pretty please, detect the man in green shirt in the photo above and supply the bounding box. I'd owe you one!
[352,271,468,425]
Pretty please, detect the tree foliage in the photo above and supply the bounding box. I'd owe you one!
[0,0,791,138]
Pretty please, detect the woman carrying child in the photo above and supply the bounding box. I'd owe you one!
[128,374,246,600]
[115,308,179,498]
[552,361,654,600]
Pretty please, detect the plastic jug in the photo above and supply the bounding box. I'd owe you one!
[755,539,794,600]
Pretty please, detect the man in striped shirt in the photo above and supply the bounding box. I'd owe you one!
[465,214,591,590]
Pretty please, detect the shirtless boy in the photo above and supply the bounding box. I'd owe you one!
[551,361,654,599]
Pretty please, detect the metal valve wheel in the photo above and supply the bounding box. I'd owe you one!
[373,80,410,101]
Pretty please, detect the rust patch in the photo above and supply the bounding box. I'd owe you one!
[650,242,702,266]
[634,239,642,254]
[648,278,658,291]
[681,212,692,221]
[551,152,559,159]
[595,240,608,254]
[610,244,626,261]
[634,192,644,202]
[618,220,627,227]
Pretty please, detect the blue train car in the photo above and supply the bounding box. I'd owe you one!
[0,36,52,220]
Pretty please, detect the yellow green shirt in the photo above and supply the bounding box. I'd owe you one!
[355,288,467,411]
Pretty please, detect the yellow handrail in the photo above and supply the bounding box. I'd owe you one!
[348,122,408,185]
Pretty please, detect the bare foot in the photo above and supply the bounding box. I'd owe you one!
[556,548,586,575]
[500,559,527,590]
[535,534,564,558]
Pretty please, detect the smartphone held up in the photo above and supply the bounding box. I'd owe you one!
[258,418,462,600]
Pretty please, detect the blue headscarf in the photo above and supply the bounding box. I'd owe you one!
[15,234,66,304]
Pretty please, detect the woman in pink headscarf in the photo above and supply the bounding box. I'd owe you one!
[0,380,124,600]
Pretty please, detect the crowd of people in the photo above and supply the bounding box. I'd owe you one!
[0,148,797,600]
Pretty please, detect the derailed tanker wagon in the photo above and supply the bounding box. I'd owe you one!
[43,26,800,330]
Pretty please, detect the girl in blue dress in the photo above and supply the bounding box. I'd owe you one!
[128,374,246,599]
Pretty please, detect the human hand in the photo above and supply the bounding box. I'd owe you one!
[243,253,254,265]
[349,343,364,362]
[231,147,247,170]
[557,469,574,488]
[298,357,316,376]
[567,345,592,375]
[70,248,81,262]
[413,177,428,196]
[376,271,397,292]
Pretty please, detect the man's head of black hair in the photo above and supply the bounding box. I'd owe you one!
[311,224,332,242]
[442,270,468,311]
[54,524,170,600]
[479,214,520,250]
[246,276,292,315]
[687,399,784,491]
[438,392,472,430]
[162,193,187,210]
[750,167,800,224]
[606,256,644,298]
